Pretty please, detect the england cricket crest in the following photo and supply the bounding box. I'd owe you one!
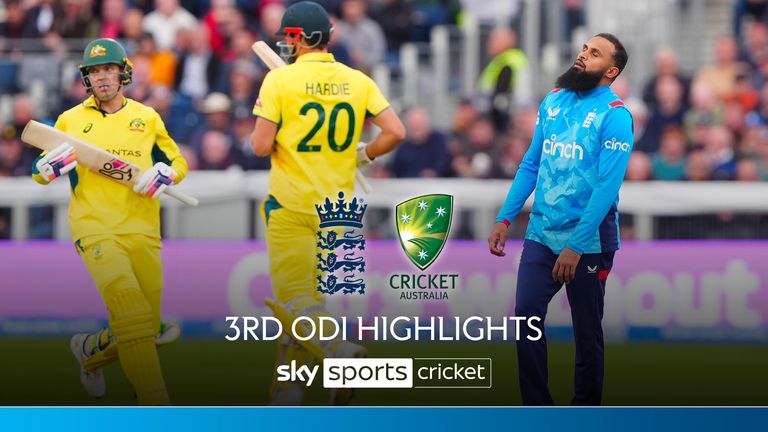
[315,192,367,295]
[395,194,453,271]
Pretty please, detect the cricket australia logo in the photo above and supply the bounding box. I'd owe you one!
[99,158,133,181]
[395,194,452,270]
[315,192,367,295]
[129,118,146,132]
[89,45,106,58]
[391,194,457,300]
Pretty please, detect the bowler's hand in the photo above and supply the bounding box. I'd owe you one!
[552,247,582,285]
[488,222,508,257]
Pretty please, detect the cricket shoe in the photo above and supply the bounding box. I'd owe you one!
[329,341,368,405]
[70,333,106,398]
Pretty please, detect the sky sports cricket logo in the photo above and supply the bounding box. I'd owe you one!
[315,192,367,295]
[277,358,492,389]
[391,194,458,300]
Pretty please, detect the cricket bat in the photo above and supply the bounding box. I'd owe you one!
[21,120,199,206]
[251,41,373,194]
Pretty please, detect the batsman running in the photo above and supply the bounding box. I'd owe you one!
[250,1,405,405]
[31,38,189,405]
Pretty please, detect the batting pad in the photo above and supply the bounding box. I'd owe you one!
[108,289,169,405]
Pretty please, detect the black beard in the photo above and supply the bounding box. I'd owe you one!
[555,66,604,92]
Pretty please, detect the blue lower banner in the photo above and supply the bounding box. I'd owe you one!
[0,407,766,431]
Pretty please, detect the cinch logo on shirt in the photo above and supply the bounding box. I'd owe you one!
[543,135,584,160]
[603,137,630,152]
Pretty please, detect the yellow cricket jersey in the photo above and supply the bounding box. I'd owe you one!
[252,52,390,215]
[32,95,188,241]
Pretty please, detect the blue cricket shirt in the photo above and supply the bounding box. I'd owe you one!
[496,85,634,254]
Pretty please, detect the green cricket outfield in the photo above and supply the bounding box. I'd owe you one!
[1,340,766,406]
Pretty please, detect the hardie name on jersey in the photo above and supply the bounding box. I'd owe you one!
[305,81,351,96]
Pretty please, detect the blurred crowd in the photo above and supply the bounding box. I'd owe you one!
[1,0,768,184]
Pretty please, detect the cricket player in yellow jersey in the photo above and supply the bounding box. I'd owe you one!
[251,1,406,405]
[31,38,188,405]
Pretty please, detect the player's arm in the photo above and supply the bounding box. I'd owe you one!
[356,76,406,166]
[488,102,545,256]
[566,107,634,254]
[357,107,405,165]
[31,117,77,185]
[251,70,281,157]
[251,117,278,157]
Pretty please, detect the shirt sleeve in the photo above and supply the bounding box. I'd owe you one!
[495,99,545,224]
[151,111,189,184]
[566,107,634,254]
[365,75,390,118]
[252,70,281,124]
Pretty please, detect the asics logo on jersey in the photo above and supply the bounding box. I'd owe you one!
[604,138,630,152]
[543,135,584,160]
[547,106,561,120]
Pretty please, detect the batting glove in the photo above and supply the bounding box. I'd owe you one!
[133,162,178,198]
[356,142,373,167]
[36,143,78,182]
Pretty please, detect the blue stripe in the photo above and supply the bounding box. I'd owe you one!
[598,201,618,252]
[0,407,764,431]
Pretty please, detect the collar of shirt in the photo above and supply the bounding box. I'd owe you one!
[83,95,128,112]
[296,52,336,63]
[576,84,612,99]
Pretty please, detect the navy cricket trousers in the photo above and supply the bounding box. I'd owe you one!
[515,239,615,405]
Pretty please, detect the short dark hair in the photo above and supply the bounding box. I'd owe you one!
[595,33,628,74]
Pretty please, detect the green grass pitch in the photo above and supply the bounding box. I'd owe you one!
[1,339,766,406]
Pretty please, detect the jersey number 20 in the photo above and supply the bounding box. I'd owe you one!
[298,102,355,152]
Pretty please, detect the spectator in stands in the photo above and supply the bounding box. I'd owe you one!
[143,0,198,51]
[0,127,32,177]
[387,107,451,178]
[642,48,691,111]
[198,130,236,170]
[736,158,760,181]
[257,2,285,51]
[478,27,529,132]
[1,0,39,39]
[652,126,688,181]
[24,0,59,38]
[693,35,746,103]
[327,15,353,66]
[120,8,146,53]
[496,131,528,179]
[625,151,653,181]
[686,149,713,181]
[101,0,127,39]
[740,22,768,85]
[232,110,270,170]
[636,75,687,153]
[174,23,226,99]
[370,0,414,66]
[228,29,258,63]
[190,92,236,152]
[704,126,738,180]
[54,0,100,39]
[133,33,177,87]
[227,60,261,115]
[124,55,152,102]
[733,0,768,39]
[756,136,768,180]
[337,0,387,73]
[625,98,649,145]
[684,82,724,145]
[451,115,501,178]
